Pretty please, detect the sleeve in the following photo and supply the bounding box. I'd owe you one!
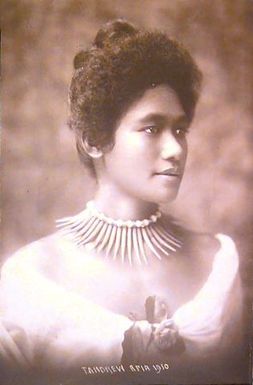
[0,318,34,370]
[172,234,243,352]
[0,248,133,371]
[0,253,38,370]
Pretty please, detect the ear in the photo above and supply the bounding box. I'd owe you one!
[82,137,103,159]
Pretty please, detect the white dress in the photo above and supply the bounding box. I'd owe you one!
[0,232,245,383]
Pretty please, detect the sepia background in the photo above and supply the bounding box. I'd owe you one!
[2,0,253,300]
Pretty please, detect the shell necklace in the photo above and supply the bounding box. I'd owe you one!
[56,201,182,265]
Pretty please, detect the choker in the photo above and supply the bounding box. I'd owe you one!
[56,201,182,265]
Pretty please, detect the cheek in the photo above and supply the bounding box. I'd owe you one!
[123,132,146,150]
[183,142,188,163]
[114,133,151,161]
[180,139,188,164]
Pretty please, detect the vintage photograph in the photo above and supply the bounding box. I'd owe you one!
[1,1,252,384]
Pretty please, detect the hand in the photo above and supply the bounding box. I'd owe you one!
[121,319,185,364]
[153,319,185,353]
[145,295,170,323]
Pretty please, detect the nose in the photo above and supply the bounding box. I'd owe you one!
[160,131,184,161]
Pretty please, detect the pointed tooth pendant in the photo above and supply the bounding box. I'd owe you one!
[146,226,169,255]
[56,201,183,264]
[136,227,148,264]
[157,224,183,245]
[113,226,122,260]
[132,227,142,265]
[58,217,92,242]
[148,226,172,251]
[105,226,117,257]
[66,216,96,239]
[97,224,113,253]
[121,227,127,263]
[77,219,103,246]
[56,209,90,226]
[127,227,133,265]
[68,215,94,232]
[155,226,181,250]
[141,227,162,260]
[93,222,110,249]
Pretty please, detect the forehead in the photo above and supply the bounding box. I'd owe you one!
[117,84,186,127]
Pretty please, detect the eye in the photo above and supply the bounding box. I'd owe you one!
[174,127,189,137]
[144,126,160,135]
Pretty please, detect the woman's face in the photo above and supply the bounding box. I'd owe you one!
[100,84,189,205]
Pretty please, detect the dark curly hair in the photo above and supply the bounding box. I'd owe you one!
[69,19,202,175]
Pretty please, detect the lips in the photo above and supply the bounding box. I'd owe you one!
[156,168,180,177]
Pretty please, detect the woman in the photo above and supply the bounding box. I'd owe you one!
[0,20,247,384]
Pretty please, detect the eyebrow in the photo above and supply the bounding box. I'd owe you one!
[138,113,189,126]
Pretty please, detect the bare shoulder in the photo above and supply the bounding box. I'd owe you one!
[162,215,223,272]
[184,231,238,265]
[185,230,221,258]
[1,232,67,276]
[162,215,219,253]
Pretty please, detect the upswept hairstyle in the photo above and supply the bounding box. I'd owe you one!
[69,19,202,175]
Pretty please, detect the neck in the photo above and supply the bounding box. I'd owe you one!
[93,184,159,221]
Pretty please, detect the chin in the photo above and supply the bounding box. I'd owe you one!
[149,179,182,205]
[129,185,180,206]
[147,190,179,205]
[156,195,178,205]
